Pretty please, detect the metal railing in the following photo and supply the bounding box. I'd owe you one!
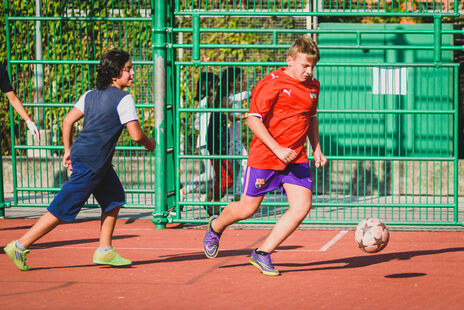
[1,0,461,227]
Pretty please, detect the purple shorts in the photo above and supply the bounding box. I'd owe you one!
[242,163,313,197]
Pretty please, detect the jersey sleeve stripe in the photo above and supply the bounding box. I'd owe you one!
[248,113,262,120]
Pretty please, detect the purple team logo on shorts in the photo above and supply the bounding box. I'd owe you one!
[243,163,313,197]
[255,179,265,188]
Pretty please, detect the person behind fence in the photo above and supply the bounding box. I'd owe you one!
[203,36,327,276]
[0,62,40,140]
[180,72,217,201]
[200,68,237,215]
[226,68,251,201]
[3,49,156,271]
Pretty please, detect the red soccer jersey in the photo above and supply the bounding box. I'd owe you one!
[247,68,320,170]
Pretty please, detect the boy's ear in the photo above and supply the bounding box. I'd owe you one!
[286,55,294,66]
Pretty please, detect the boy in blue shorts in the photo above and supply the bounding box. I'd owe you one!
[203,36,327,276]
[3,49,156,271]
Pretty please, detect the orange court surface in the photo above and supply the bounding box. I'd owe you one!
[1,217,463,310]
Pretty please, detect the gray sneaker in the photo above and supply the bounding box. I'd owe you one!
[203,216,221,259]
[249,249,280,276]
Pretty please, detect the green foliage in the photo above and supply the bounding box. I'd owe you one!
[2,1,462,157]
[1,0,153,155]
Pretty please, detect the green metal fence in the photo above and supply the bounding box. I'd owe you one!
[1,0,174,227]
[171,0,462,226]
[1,0,462,227]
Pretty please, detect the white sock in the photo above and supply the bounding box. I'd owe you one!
[15,240,26,251]
[97,246,113,253]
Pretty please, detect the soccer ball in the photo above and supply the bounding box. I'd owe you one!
[354,218,390,253]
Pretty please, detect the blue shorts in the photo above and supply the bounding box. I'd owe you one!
[242,163,313,197]
[47,159,125,222]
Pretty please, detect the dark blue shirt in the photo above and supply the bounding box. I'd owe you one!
[71,86,138,172]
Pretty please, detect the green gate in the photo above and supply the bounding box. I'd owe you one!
[171,1,462,226]
[1,0,462,227]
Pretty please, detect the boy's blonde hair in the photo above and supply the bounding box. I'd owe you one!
[288,36,320,63]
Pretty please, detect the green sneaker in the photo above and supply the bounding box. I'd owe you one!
[3,241,30,271]
[93,248,132,266]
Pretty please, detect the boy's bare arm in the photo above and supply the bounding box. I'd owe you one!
[308,117,327,168]
[62,107,84,170]
[247,115,296,164]
[125,120,156,151]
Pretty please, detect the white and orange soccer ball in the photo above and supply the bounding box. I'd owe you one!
[354,218,390,253]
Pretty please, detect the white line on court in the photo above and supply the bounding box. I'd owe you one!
[30,246,204,251]
[31,231,349,253]
[319,230,348,251]
[31,246,316,252]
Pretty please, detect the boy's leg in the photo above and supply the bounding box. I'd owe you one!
[212,194,263,233]
[4,211,60,271]
[18,211,61,248]
[257,183,312,253]
[5,160,93,271]
[203,195,263,258]
[249,183,312,276]
[93,206,131,266]
[92,167,130,266]
[99,205,121,248]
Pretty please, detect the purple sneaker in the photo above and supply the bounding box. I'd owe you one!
[249,249,280,276]
[203,216,221,259]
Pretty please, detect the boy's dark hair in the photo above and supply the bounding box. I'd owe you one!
[96,49,130,90]
[195,71,218,102]
[220,67,241,98]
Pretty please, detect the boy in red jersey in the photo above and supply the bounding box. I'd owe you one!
[203,36,327,276]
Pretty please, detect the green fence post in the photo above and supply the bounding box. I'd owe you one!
[192,13,200,63]
[454,67,460,225]
[0,156,5,218]
[1,0,11,218]
[151,0,168,228]
[433,15,442,64]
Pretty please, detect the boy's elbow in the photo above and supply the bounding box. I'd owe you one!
[130,131,146,144]
[62,117,73,130]
[131,134,143,144]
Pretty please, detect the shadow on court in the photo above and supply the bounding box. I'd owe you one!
[0,225,33,231]
[131,245,304,266]
[30,235,139,249]
[1,219,463,310]
[219,247,464,274]
[278,247,464,273]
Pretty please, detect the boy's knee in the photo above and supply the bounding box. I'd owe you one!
[235,200,259,219]
[291,203,312,221]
